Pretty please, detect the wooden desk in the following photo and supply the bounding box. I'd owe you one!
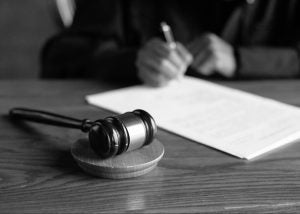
[1,80,300,213]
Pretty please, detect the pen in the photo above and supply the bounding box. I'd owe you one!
[160,22,176,49]
[160,22,183,82]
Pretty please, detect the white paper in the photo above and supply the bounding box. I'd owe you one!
[86,77,300,159]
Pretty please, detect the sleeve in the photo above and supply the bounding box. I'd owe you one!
[41,0,140,83]
[235,46,300,79]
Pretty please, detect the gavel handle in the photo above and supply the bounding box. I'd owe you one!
[9,107,93,132]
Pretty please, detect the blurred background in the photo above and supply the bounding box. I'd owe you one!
[0,0,74,79]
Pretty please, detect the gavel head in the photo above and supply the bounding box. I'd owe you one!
[88,109,157,159]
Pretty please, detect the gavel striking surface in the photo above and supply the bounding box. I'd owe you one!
[71,138,164,179]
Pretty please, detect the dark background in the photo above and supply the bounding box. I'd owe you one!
[0,0,59,79]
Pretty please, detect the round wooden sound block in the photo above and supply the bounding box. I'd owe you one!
[71,139,164,179]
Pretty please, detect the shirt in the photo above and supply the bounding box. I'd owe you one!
[41,0,300,81]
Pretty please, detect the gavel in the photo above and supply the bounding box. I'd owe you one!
[9,108,157,159]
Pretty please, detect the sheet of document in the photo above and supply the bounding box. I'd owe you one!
[86,77,300,159]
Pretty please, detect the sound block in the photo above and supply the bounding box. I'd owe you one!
[71,138,164,179]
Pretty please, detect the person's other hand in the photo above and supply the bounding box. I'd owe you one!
[188,34,236,78]
[136,38,193,87]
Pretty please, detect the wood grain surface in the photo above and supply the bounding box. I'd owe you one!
[0,80,300,213]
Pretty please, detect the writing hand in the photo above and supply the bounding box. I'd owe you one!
[136,38,193,87]
[188,34,236,78]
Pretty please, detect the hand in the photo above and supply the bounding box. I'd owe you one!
[188,34,236,78]
[136,38,193,87]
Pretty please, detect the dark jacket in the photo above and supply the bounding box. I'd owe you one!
[41,0,300,82]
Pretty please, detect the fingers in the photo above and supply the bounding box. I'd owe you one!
[137,63,168,87]
[189,34,236,77]
[137,34,236,85]
[136,51,178,87]
[187,37,207,56]
[146,40,183,72]
[137,48,179,79]
[136,38,193,86]
[193,48,215,76]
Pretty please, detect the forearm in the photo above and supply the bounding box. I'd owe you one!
[41,0,140,82]
[41,34,139,83]
[88,45,139,83]
[236,47,300,79]
[41,34,95,78]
